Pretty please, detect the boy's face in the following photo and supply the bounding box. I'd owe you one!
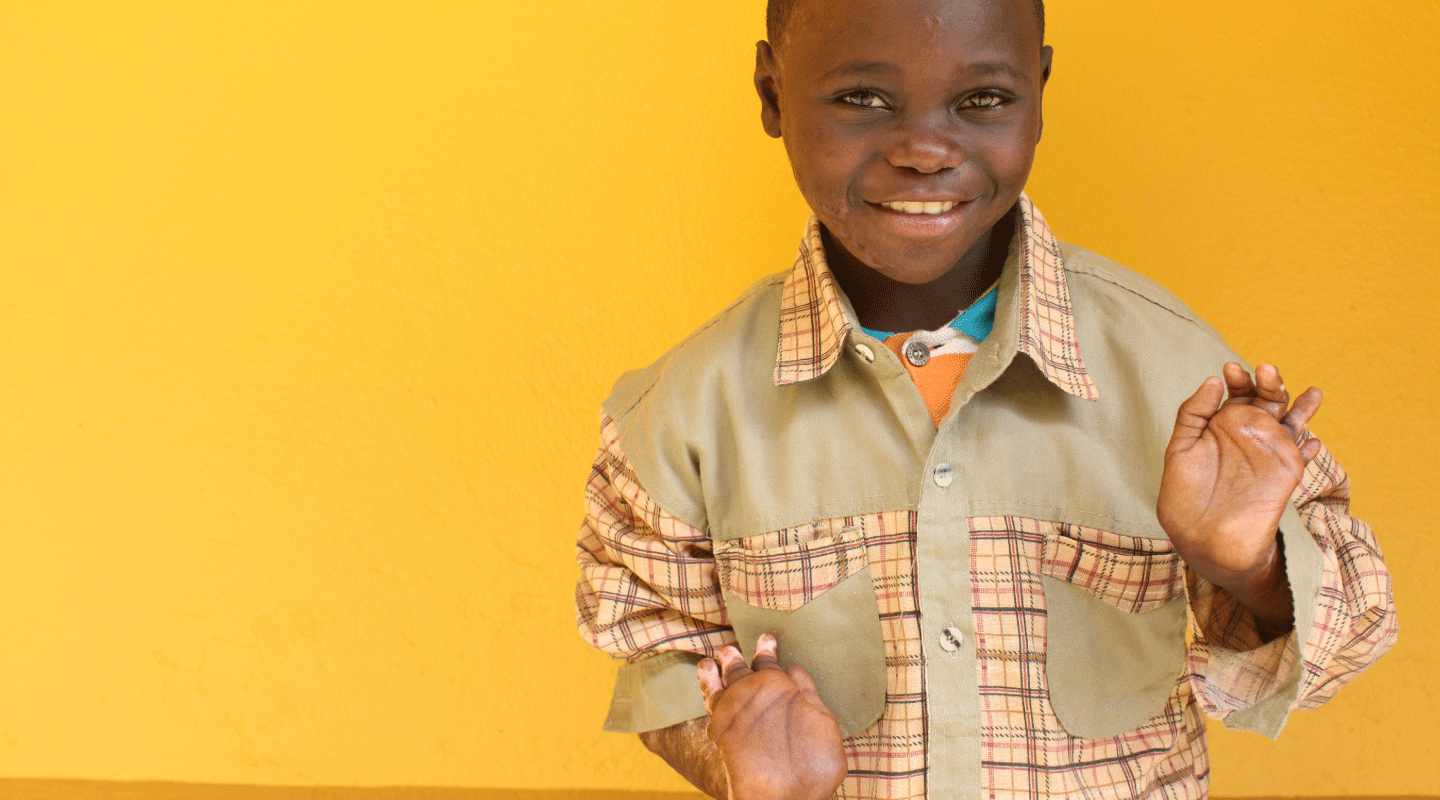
[756,0,1051,285]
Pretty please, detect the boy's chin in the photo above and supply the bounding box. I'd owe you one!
[820,213,993,285]
[845,230,990,285]
[834,213,1001,283]
[854,246,981,285]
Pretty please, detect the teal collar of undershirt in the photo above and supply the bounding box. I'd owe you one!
[859,284,999,343]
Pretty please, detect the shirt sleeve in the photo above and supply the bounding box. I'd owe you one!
[1185,434,1398,735]
[575,410,737,733]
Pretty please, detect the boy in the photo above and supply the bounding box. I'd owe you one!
[575,0,1397,797]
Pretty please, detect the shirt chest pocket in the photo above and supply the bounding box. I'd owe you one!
[714,525,887,738]
[1040,524,1188,739]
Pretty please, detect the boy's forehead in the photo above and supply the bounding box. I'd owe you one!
[781,0,1041,67]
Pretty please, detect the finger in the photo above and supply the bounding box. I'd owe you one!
[1300,437,1323,464]
[715,644,754,686]
[1281,386,1323,440]
[750,632,783,672]
[1168,375,1225,453]
[787,663,828,711]
[1249,363,1290,419]
[1222,362,1256,404]
[697,658,724,716]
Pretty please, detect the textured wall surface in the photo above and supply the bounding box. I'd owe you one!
[1,0,1435,795]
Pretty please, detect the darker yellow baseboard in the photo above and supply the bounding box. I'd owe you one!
[0,782,1434,800]
[0,781,706,799]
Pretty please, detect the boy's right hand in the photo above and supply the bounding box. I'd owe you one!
[697,634,847,800]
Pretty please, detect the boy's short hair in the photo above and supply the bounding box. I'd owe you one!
[766,0,1046,48]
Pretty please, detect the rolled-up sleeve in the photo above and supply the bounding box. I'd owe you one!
[1186,436,1398,736]
[576,411,736,732]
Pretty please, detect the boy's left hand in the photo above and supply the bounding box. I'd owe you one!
[1157,362,1323,640]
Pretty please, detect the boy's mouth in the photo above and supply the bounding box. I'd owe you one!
[867,198,975,239]
[878,200,961,216]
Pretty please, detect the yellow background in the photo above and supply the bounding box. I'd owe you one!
[1,0,1436,796]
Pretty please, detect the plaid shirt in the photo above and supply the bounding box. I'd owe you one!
[575,197,1397,799]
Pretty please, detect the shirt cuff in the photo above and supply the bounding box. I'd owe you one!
[1210,502,1322,738]
[603,650,709,734]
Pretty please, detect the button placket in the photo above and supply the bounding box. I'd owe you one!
[917,425,982,791]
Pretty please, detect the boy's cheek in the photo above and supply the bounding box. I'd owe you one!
[788,165,856,223]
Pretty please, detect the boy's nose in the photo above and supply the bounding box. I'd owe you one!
[885,124,965,174]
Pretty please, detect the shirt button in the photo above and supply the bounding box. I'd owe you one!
[940,626,964,652]
[933,462,954,488]
[854,343,875,363]
[904,339,931,367]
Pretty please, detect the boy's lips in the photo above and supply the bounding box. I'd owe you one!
[879,200,961,215]
[868,198,975,237]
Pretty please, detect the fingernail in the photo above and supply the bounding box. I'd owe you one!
[757,633,777,654]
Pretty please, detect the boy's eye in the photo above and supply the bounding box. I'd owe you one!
[961,92,1008,110]
[839,90,890,110]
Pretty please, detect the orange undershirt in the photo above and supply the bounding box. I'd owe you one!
[879,335,975,428]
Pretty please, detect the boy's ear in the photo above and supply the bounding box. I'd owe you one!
[1038,45,1054,142]
[754,41,783,139]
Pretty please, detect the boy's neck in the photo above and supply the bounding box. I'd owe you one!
[825,209,1016,335]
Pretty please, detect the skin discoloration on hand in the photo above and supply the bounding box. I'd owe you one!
[639,717,730,800]
[696,634,847,800]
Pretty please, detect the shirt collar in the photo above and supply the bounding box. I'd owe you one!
[772,194,1099,402]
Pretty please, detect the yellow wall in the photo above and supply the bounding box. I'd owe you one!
[1,1,1435,796]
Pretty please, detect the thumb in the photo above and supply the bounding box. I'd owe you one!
[1168,375,1225,454]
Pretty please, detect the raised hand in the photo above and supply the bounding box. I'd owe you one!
[1157,362,1322,639]
[697,633,847,800]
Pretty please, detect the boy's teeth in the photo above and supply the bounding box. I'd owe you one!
[882,200,959,215]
